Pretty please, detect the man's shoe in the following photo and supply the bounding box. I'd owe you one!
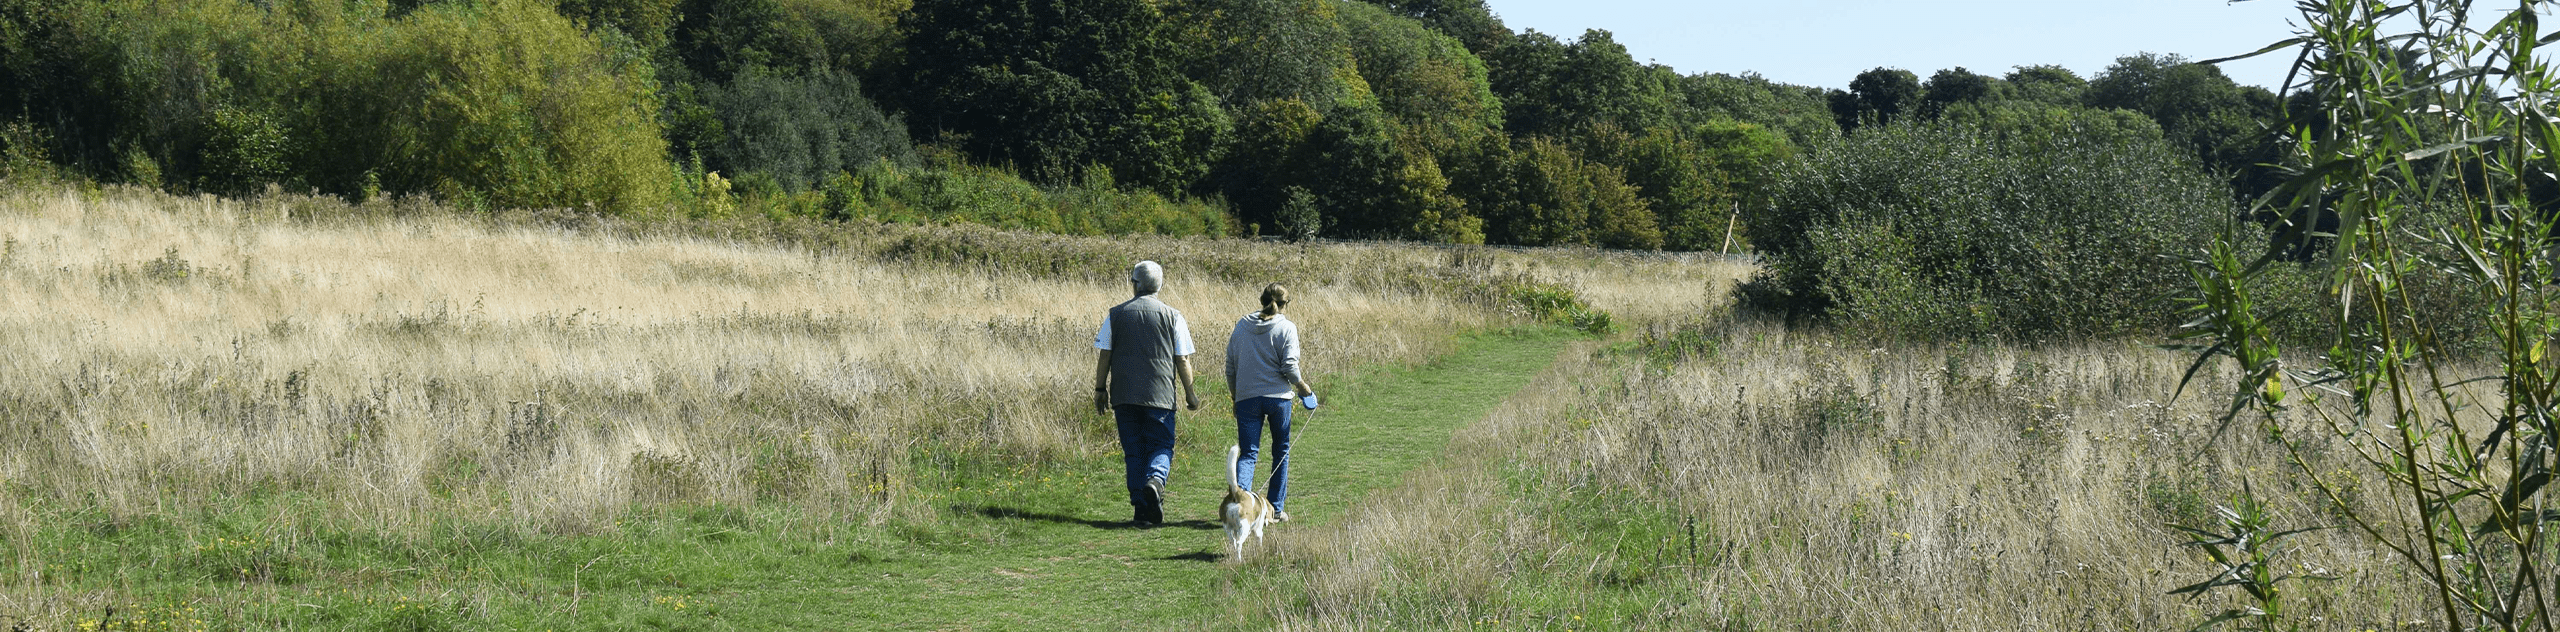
[1274,510,1290,523]
[1134,476,1166,525]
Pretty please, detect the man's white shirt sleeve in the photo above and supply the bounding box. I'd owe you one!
[1173,312,1194,356]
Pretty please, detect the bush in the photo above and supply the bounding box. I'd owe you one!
[899,0,1227,194]
[1742,119,2232,340]
[344,0,672,212]
[702,68,915,192]
[1275,185,1323,242]
[1567,121,1781,252]
[811,157,1232,237]
[0,0,673,213]
[0,118,56,182]
[1474,137,1657,249]
[197,107,290,195]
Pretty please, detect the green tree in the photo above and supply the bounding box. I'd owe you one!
[2005,64,2085,106]
[1351,0,1506,55]
[197,107,289,195]
[2085,52,2283,197]
[1936,100,2163,147]
[348,0,673,211]
[1556,119,1788,252]
[1485,29,1675,139]
[1920,66,1996,117]
[1209,97,1327,231]
[671,0,819,83]
[899,0,1228,193]
[702,68,915,191]
[1474,137,1655,248]
[1582,124,1716,251]
[1163,0,1351,106]
[0,0,671,211]
[1337,1,1502,153]
[1274,184,1322,241]
[1304,103,1479,242]
[1831,66,1920,131]
[2170,4,2560,628]
[555,0,681,51]
[1675,72,1839,148]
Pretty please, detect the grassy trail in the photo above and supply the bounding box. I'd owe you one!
[2,329,1571,630]
[783,329,1573,629]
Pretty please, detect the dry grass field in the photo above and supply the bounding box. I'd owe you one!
[1230,274,2439,630]
[0,183,1679,534]
[0,184,1741,626]
[0,181,2447,630]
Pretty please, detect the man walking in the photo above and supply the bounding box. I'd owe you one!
[1093,261,1202,526]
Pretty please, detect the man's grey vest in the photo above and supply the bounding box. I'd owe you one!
[1108,295,1183,410]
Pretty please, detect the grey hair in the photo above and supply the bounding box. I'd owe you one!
[1130,260,1163,295]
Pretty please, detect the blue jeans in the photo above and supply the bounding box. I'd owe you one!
[1233,397,1292,512]
[1113,405,1177,521]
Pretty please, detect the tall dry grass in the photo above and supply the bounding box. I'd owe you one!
[1237,266,2435,630]
[0,184,1664,543]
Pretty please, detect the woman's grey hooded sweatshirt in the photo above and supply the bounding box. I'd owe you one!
[1225,313,1303,402]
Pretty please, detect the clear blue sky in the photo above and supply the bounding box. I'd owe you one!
[1483,0,2308,90]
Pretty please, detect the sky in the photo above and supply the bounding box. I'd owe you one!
[1482,0,2310,90]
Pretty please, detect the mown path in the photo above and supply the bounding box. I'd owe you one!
[752,329,1572,629]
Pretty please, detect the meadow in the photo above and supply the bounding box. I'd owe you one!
[0,183,1702,628]
[0,182,2433,629]
[1235,315,2443,629]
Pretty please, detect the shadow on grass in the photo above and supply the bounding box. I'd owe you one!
[1159,551,1221,563]
[958,504,1218,531]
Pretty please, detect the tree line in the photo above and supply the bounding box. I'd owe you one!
[0,0,2285,250]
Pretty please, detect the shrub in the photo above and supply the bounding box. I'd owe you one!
[1475,137,1657,249]
[1743,119,2232,340]
[817,157,1232,237]
[1568,121,1779,252]
[899,0,1227,194]
[197,107,290,195]
[0,118,55,182]
[1275,185,1323,242]
[0,0,673,213]
[346,0,672,212]
[702,68,915,192]
[1500,276,1613,334]
[1335,0,1501,150]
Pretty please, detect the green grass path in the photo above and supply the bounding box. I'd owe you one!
[12,329,1569,630]
[778,329,1571,629]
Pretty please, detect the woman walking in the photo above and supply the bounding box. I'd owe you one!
[1225,283,1318,522]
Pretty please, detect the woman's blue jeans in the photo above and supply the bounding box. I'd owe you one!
[1233,397,1293,511]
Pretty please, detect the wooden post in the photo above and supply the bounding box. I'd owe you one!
[1718,203,1741,255]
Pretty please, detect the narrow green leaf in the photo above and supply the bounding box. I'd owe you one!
[2389,67,2494,99]
[2182,609,2254,632]
[2170,575,2243,596]
[2200,38,2308,66]
[2501,471,2550,514]
[2401,135,2506,161]
[2172,342,2229,403]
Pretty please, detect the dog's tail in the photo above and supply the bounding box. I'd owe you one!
[1227,444,1247,494]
